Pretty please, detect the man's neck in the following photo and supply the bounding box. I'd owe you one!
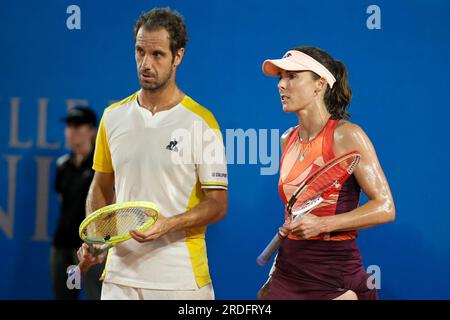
[138,83,184,115]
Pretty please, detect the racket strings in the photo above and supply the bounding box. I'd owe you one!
[289,155,360,212]
[257,152,360,266]
[81,207,158,241]
[346,156,360,174]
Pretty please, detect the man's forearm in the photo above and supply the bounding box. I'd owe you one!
[168,193,227,233]
[85,179,115,216]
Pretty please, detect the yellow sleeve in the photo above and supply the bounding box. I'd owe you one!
[93,116,113,173]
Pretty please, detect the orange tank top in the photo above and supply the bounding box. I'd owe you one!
[278,118,360,241]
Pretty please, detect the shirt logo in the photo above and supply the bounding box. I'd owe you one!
[212,172,227,178]
[166,139,179,152]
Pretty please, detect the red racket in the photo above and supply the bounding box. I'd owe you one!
[256,150,361,266]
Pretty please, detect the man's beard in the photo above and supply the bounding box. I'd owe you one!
[139,65,173,92]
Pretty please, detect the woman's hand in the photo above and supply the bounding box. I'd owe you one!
[278,217,292,238]
[289,213,327,239]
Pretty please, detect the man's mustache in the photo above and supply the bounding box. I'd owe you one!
[139,70,156,77]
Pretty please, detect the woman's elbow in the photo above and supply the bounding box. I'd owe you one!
[383,199,396,223]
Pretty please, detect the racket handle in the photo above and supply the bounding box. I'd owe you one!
[88,243,113,256]
[256,233,283,267]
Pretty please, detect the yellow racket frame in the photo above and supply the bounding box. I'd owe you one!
[79,201,160,245]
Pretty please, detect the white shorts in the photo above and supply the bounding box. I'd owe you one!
[101,281,215,300]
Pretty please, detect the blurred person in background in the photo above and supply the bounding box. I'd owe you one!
[51,106,104,300]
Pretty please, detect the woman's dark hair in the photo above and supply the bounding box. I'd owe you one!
[293,46,352,119]
[134,7,188,59]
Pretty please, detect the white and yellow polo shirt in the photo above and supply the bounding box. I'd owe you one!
[93,91,228,290]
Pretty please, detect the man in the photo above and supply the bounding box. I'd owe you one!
[52,106,104,300]
[77,8,228,300]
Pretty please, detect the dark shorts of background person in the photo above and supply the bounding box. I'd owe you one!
[262,239,377,300]
[51,150,104,300]
[50,246,105,300]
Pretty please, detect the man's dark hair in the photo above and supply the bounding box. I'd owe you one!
[134,7,188,58]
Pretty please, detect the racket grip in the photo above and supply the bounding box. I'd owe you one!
[88,243,113,256]
[256,233,283,267]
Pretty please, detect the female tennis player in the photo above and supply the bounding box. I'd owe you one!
[258,46,395,300]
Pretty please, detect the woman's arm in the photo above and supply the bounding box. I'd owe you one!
[290,121,395,238]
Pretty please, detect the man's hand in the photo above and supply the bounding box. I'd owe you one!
[129,213,174,243]
[77,243,107,273]
[129,189,227,243]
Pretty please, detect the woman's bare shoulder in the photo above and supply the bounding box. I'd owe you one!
[334,120,370,154]
[335,120,366,140]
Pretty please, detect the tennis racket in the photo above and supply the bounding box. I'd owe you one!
[256,151,361,266]
[79,201,160,256]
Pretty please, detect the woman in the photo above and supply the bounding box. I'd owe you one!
[258,47,395,300]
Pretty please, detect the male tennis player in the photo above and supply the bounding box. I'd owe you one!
[77,8,228,300]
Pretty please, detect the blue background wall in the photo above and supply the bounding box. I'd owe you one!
[1,0,449,299]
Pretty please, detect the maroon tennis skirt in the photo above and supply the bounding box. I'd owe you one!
[261,239,378,300]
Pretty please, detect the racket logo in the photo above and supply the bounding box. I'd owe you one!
[166,139,179,152]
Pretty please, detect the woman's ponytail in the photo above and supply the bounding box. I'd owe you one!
[294,46,352,119]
